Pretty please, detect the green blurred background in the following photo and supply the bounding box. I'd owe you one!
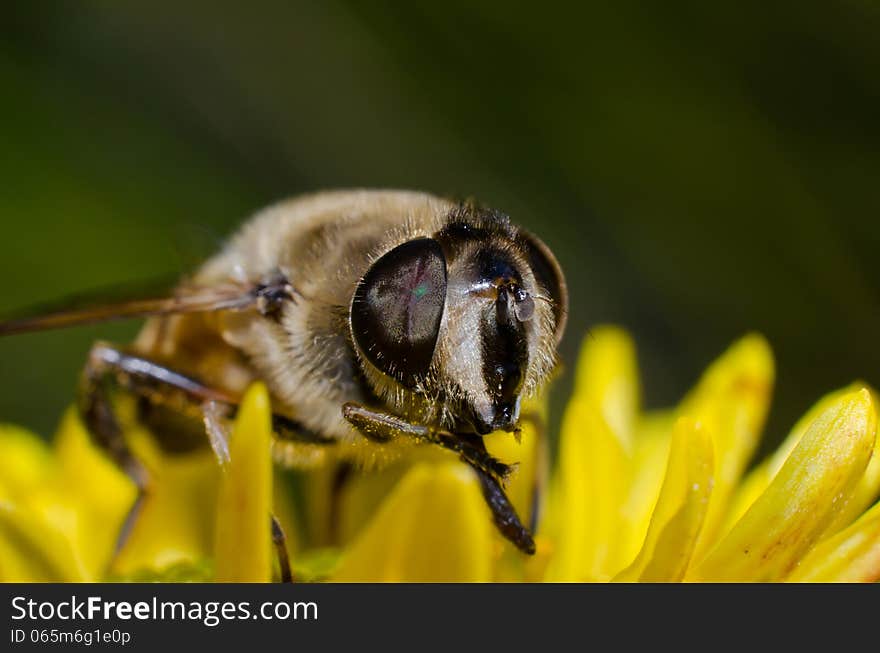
[1,2,878,458]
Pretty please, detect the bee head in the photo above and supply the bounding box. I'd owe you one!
[349,211,567,435]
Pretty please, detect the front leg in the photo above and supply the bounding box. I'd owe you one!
[342,403,515,482]
[341,402,535,555]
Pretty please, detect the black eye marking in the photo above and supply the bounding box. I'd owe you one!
[350,238,447,386]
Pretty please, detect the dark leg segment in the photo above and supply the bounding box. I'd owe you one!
[342,401,535,554]
[475,469,536,555]
[342,403,515,482]
[270,514,293,583]
[79,349,153,554]
[83,342,335,446]
[85,342,237,411]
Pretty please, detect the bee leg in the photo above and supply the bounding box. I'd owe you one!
[341,403,514,481]
[445,432,536,554]
[79,341,238,554]
[341,402,535,554]
[198,399,236,465]
[474,466,536,555]
[271,514,293,583]
[79,342,330,575]
[79,348,155,555]
[83,344,339,447]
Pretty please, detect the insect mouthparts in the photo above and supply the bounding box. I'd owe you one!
[512,287,535,322]
[496,281,535,323]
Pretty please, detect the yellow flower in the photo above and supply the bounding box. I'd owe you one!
[322,327,880,582]
[2,327,878,583]
[0,383,283,582]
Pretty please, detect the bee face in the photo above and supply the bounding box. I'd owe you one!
[350,208,567,435]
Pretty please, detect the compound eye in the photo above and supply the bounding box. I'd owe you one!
[351,238,447,386]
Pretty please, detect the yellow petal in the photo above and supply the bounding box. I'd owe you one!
[615,411,675,572]
[725,385,857,532]
[112,446,219,577]
[787,499,880,582]
[214,382,273,582]
[826,385,880,533]
[302,463,341,548]
[332,462,493,582]
[614,417,714,582]
[52,409,138,578]
[574,326,640,451]
[542,329,637,581]
[0,424,55,499]
[689,388,876,582]
[679,334,774,558]
[543,399,628,581]
[725,383,869,535]
[337,460,414,546]
[335,436,467,549]
[301,442,416,549]
[0,501,86,582]
[0,416,133,581]
[534,473,563,577]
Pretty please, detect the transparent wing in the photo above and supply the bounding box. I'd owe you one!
[0,277,262,336]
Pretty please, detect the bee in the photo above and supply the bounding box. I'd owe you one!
[0,190,567,570]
